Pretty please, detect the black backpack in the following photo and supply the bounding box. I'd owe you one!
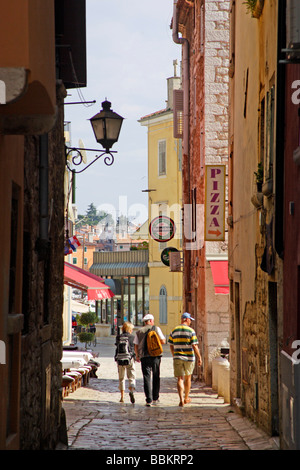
[115,334,132,366]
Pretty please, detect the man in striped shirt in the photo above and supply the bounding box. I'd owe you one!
[168,312,202,406]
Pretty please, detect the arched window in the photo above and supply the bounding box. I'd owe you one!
[159,286,167,324]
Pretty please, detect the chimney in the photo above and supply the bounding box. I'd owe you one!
[167,59,182,110]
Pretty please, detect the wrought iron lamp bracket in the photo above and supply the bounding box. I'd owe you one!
[65,146,117,173]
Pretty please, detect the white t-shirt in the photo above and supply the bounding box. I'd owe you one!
[133,324,165,358]
[133,325,165,344]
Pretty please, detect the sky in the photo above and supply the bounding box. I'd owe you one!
[65,0,181,227]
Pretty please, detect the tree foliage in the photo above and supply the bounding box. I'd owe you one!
[76,203,110,227]
[77,202,134,232]
[79,311,97,326]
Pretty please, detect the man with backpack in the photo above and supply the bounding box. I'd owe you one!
[115,321,136,403]
[134,314,166,406]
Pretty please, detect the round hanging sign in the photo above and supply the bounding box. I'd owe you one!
[161,247,179,266]
[149,216,176,242]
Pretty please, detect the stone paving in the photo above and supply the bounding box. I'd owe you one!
[61,337,280,452]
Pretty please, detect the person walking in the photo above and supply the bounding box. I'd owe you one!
[115,321,136,404]
[134,314,166,406]
[168,312,202,407]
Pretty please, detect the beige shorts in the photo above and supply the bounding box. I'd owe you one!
[173,358,195,377]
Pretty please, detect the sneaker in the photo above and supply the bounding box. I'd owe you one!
[146,401,152,407]
[129,391,135,404]
[152,399,160,405]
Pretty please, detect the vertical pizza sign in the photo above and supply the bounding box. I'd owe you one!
[205,165,226,241]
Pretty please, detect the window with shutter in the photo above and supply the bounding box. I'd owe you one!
[286,0,300,60]
[229,0,236,78]
[158,140,166,176]
[266,86,275,180]
[191,187,197,243]
[200,2,205,55]
[159,286,167,324]
[173,89,183,139]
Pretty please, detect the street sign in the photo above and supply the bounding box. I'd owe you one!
[149,216,176,242]
[205,165,226,241]
[169,251,182,272]
[161,246,179,266]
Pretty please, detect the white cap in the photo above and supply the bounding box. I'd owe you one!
[143,314,154,322]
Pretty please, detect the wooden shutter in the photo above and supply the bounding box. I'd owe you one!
[159,286,168,324]
[173,89,183,138]
[158,140,166,175]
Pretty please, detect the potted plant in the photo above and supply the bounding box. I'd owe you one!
[243,0,264,18]
[251,162,264,208]
[77,311,97,347]
[254,162,263,192]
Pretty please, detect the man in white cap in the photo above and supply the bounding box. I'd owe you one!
[168,312,202,406]
[134,314,166,406]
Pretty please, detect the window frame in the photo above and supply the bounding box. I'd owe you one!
[159,285,168,324]
[158,139,167,177]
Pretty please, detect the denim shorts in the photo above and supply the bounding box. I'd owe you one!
[173,358,195,377]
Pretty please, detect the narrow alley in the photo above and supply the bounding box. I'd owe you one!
[60,337,279,454]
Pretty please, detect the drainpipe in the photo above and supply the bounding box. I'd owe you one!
[35,134,50,261]
[39,134,49,242]
[172,0,191,309]
[172,0,190,160]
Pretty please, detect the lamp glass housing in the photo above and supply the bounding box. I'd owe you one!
[90,100,124,151]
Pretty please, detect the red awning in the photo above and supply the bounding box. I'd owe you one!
[64,262,115,300]
[209,260,229,294]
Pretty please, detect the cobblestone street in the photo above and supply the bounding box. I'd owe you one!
[61,337,279,453]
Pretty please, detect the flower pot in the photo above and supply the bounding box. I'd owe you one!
[262,179,273,197]
[251,191,263,208]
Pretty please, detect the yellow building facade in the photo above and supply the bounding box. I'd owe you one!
[139,71,183,339]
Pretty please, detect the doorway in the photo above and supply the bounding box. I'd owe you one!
[234,281,241,398]
[269,281,279,435]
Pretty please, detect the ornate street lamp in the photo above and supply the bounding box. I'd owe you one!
[90,100,124,152]
[65,99,124,173]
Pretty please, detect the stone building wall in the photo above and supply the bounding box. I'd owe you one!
[204,0,230,164]
[178,0,230,383]
[20,81,66,449]
[204,0,230,383]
